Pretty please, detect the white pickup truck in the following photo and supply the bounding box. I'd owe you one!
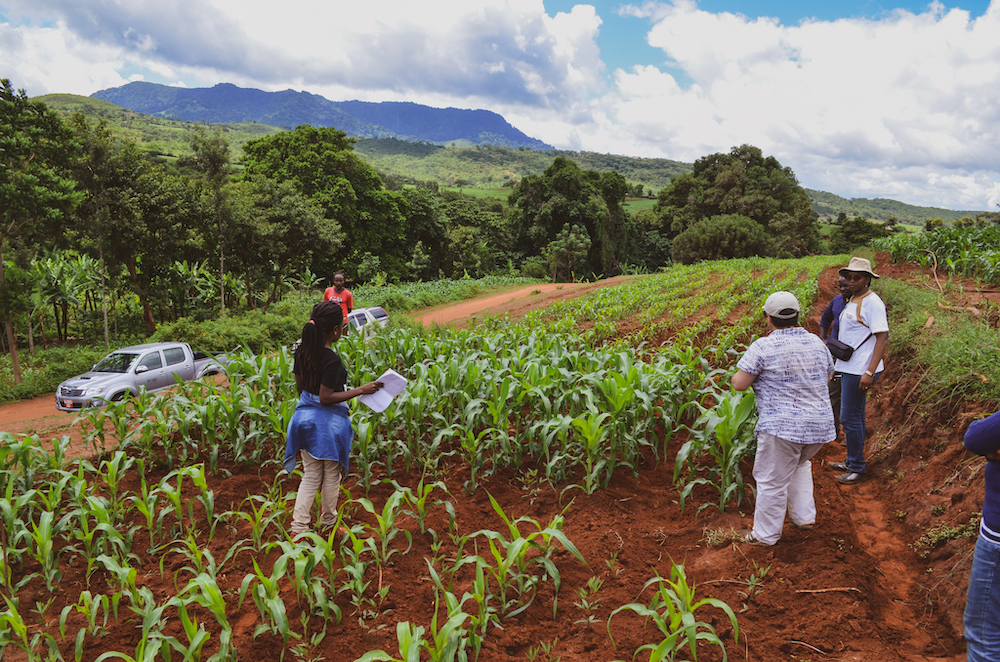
[55,342,229,411]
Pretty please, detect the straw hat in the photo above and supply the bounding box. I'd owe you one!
[838,257,879,279]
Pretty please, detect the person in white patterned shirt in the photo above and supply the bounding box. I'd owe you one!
[732,291,836,546]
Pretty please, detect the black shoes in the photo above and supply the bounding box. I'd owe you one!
[836,472,866,485]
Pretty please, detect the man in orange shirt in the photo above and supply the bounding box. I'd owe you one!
[322,273,353,330]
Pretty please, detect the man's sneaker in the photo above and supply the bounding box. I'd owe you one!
[828,461,849,471]
[836,472,866,485]
[792,522,814,530]
[742,531,774,546]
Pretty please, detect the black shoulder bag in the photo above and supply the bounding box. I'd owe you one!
[826,292,873,361]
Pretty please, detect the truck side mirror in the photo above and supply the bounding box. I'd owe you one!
[135,365,149,375]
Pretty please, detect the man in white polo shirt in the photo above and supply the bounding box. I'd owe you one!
[732,291,836,546]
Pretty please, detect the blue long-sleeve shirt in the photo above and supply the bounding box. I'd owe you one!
[819,294,848,342]
[965,410,1000,535]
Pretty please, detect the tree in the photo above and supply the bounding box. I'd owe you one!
[508,157,631,278]
[69,115,149,346]
[828,216,890,254]
[671,214,775,265]
[925,217,944,232]
[0,80,82,383]
[227,175,336,309]
[653,144,817,258]
[102,169,210,334]
[448,226,491,277]
[241,125,408,281]
[400,187,448,278]
[545,223,592,281]
[182,126,232,313]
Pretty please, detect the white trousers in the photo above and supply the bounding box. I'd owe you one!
[751,432,823,545]
[291,451,343,535]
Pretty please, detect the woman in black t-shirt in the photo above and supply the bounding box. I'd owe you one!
[283,301,382,535]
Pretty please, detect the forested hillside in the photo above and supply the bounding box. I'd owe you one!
[36,93,983,223]
[352,138,690,191]
[810,189,976,224]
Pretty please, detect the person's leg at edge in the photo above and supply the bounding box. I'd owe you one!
[965,532,1000,662]
[751,432,801,545]
[829,373,842,439]
[292,450,323,535]
[841,373,870,474]
[318,460,344,530]
[787,443,824,527]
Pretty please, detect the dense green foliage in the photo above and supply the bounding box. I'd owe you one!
[509,158,632,277]
[828,216,891,253]
[652,145,818,257]
[241,126,410,280]
[40,94,979,226]
[671,214,774,264]
[1,79,83,384]
[0,344,112,403]
[36,93,283,170]
[873,224,1000,285]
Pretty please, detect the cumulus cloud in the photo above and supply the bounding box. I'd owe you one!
[2,0,1000,209]
[589,0,1000,209]
[0,20,130,95]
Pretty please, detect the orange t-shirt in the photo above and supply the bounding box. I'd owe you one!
[323,287,353,320]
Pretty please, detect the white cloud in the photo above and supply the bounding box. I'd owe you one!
[585,0,1000,209]
[2,0,1000,209]
[0,20,129,95]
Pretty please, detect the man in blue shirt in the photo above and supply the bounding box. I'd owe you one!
[819,276,849,437]
[963,412,1000,661]
[732,291,836,545]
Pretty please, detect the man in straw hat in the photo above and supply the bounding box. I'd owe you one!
[826,257,888,485]
[732,291,836,545]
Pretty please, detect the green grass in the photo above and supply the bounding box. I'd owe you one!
[876,275,1000,404]
[623,197,657,213]
[438,187,511,200]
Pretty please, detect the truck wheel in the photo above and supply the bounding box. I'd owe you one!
[110,392,126,402]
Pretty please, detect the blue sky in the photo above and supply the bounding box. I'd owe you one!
[2,0,999,210]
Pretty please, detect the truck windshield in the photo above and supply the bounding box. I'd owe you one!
[94,353,139,373]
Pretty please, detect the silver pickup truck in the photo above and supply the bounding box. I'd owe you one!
[55,342,229,411]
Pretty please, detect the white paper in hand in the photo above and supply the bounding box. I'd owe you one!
[358,368,408,412]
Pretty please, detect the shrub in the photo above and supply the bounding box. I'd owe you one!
[671,214,775,265]
[829,216,890,253]
[0,345,110,404]
[521,256,549,279]
[151,310,303,353]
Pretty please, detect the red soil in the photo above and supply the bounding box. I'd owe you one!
[3,256,986,661]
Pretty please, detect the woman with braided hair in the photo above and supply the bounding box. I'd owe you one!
[284,301,383,535]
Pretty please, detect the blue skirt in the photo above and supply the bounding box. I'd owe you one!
[283,391,353,475]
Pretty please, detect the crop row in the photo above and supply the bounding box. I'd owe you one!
[872,227,1000,284]
[1,434,736,662]
[1,256,842,660]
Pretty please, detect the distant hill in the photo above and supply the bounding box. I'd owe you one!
[35,93,981,224]
[91,81,553,150]
[808,189,982,225]
[35,93,284,165]
[352,138,691,191]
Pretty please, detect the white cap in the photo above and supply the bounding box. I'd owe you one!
[762,291,801,319]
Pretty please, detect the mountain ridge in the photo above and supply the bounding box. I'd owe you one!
[91,81,553,150]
